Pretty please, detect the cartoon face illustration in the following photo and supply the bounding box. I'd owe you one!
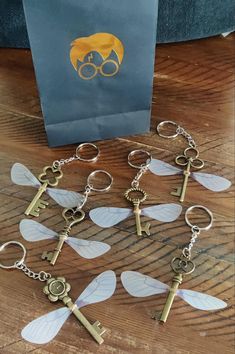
[70,33,124,80]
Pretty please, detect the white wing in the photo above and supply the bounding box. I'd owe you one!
[177,289,227,310]
[142,203,182,222]
[89,207,132,227]
[47,188,85,208]
[149,159,181,176]
[192,172,231,192]
[19,219,57,242]
[76,270,116,308]
[11,163,40,187]
[121,271,169,297]
[21,307,70,344]
[65,237,110,259]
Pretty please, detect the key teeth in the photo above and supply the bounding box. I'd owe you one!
[26,199,49,217]
[29,210,40,217]
[36,199,49,209]
[143,222,151,236]
[93,321,106,336]
[151,311,160,321]
[41,251,53,261]
[171,186,182,197]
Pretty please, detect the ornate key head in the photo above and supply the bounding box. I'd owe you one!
[38,165,63,187]
[175,148,204,170]
[43,276,71,302]
[124,187,147,205]
[171,255,195,275]
[62,208,85,227]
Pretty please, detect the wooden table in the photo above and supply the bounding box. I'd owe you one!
[0,34,234,354]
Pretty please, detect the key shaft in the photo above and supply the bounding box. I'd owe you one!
[25,182,48,216]
[133,202,150,236]
[159,273,183,323]
[133,202,142,236]
[50,232,68,265]
[63,297,105,344]
[179,160,191,202]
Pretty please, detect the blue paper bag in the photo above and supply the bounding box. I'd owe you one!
[23,0,158,147]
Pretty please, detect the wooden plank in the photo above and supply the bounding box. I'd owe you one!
[0,34,234,353]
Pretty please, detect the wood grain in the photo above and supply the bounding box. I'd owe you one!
[0,34,234,354]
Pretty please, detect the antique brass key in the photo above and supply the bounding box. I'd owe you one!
[42,208,85,265]
[125,187,151,236]
[171,147,204,202]
[43,276,106,344]
[158,255,195,322]
[25,165,63,217]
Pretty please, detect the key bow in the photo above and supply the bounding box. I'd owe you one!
[175,147,204,170]
[38,165,63,187]
[171,256,195,275]
[62,208,85,226]
[43,277,71,302]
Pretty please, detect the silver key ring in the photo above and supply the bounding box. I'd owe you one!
[128,149,152,169]
[185,205,213,231]
[87,170,113,192]
[156,120,179,139]
[75,143,99,162]
[0,241,26,269]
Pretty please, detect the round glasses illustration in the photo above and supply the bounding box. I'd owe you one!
[70,33,124,80]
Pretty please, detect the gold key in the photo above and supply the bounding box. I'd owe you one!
[25,165,63,217]
[171,148,204,203]
[125,187,150,236]
[43,277,105,344]
[41,208,85,265]
[159,255,195,323]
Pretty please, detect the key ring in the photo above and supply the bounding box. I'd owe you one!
[128,150,152,169]
[156,121,179,139]
[87,170,113,192]
[0,241,26,269]
[75,143,100,162]
[185,205,213,231]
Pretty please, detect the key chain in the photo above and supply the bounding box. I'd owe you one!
[0,241,116,345]
[11,143,99,217]
[20,169,113,265]
[149,121,231,202]
[121,205,227,322]
[90,150,182,237]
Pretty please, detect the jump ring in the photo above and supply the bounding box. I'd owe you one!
[75,143,99,162]
[87,170,113,192]
[185,205,213,231]
[0,241,26,269]
[128,150,152,169]
[156,120,179,139]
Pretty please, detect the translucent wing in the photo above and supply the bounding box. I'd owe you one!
[21,307,71,344]
[65,237,110,259]
[76,270,116,308]
[47,188,85,208]
[142,203,182,222]
[19,219,57,242]
[89,207,132,227]
[121,271,169,297]
[149,159,181,176]
[192,172,231,192]
[177,289,227,310]
[11,163,40,187]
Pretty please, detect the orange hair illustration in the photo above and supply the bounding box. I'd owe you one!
[70,32,124,70]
